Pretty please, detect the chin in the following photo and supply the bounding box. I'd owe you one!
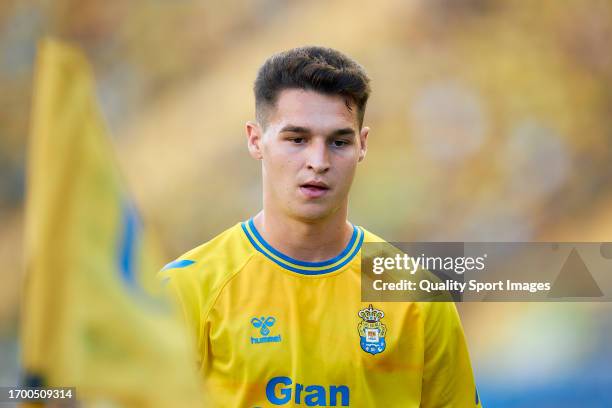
[289,203,337,223]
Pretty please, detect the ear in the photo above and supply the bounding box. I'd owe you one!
[358,126,369,162]
[246,121,264,160]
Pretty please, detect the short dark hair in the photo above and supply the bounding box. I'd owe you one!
[254,46,371,128]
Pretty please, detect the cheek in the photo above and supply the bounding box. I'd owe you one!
[335,160,358,190]
[264,152,300,188]
[338,157,357,182]
[271,155,296,175]
[265,143,295,168]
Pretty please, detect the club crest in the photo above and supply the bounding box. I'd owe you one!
[357,304,387,355]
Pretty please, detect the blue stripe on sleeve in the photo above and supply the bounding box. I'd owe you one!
[162,259,196,271]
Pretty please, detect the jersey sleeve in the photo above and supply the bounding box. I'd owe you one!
[156,224,254,371]
[420,302,482,408]
[158,259,209,367]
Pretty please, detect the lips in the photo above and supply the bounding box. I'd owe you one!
[299,181,330,198]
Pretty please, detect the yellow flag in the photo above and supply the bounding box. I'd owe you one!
[22,38,204,407]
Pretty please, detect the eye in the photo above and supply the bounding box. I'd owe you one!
[332,139,350,147]
[289,137,305,144]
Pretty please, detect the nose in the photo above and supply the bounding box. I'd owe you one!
[306,138,330,174]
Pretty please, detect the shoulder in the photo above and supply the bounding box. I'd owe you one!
[359,225,386,243]
[159,222,255,295]
[357,224,399,263]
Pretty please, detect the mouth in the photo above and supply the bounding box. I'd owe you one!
[299,181,330,198]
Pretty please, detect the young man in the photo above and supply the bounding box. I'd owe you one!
[161,46,482,407]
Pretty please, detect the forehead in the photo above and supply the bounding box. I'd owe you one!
[267,89,357,131]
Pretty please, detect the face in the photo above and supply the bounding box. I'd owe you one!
[246,89,369,222]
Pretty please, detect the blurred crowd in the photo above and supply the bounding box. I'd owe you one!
[1,0,611,405]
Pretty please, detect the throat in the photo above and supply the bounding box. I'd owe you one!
[252,212,354,263]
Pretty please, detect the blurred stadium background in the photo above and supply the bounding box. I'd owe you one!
[1,0,611,406]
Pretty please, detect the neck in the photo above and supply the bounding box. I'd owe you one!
[252,208,353,263]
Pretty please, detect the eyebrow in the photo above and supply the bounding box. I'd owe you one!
[279,125,355,137]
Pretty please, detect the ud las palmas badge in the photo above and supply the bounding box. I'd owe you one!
[358,304,387,355]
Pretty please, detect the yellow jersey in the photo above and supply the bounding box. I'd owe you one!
[160,219,482,407]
